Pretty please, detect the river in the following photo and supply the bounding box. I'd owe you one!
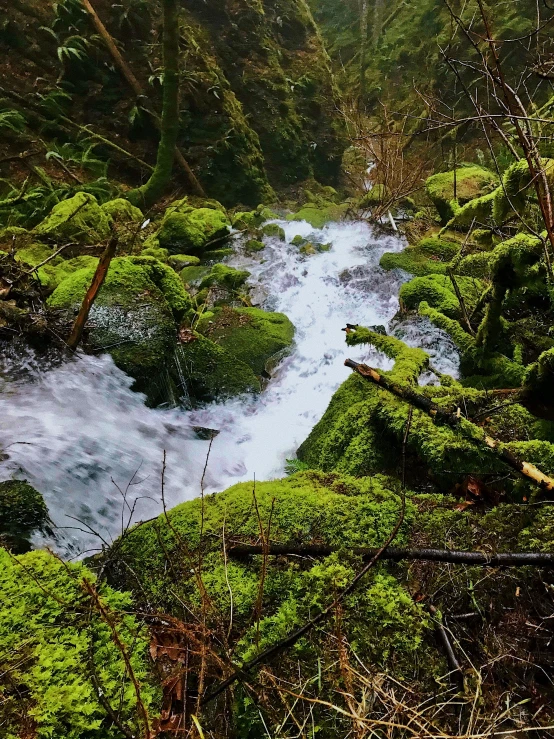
[0,218,458,556]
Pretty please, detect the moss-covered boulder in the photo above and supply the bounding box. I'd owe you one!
[108,470,427,673]
[425,166,499,224]
[199,264,251,291]
[0,549,158,737]
[157,198,231,254]
[287,201,349,229]
[48,257,193,398]
[380,236,460,276]
[399,273,483,318]
[261,223,286,241]
[34,192,112,243]
[0,480,48,553]
[232,206,279,231]
[174,330,260,401]
[14,242,100,292]
[168,254,201,269]
[197,306,295,375]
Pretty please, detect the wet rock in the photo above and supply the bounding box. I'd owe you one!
[34,192,112,243]
[197,305,295,376]
[0,479,48,553]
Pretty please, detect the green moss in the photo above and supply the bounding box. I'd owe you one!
[199,264,251,290]
[359,184,389,207]
[345,326,429,384]
[167,254,200,269]
[291,234,306,246]
[524,347,554,404]
[180,265,211,287]
[380,237,459,276]
[232,206,279,230]
[261,222,286,241]
[197,306,295,375]
[157,199,231,254]
[174,332,260,401]
[0,549,157,738]
[244,238,265,252]
[446,189,498,229]
[287,201,349,228]
[400,274,482,318]
[100,198,143,223]
[14,242,53,267]
[34,192,112,243]
[47,257,187,398]
[455,251,493,278]
[425,166,498,224]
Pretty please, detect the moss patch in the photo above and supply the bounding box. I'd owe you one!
[34,192,112,243]
[197,306,295,375]
[425,166,498,224]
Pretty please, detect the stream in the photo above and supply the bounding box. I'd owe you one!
[0,219,459,556]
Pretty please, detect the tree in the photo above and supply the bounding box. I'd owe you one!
[127,0,183,210]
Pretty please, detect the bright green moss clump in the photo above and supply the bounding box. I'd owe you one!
[380,236,459,276]
[48,257,192,399]
[157,198,231,254]
[199,264,251,291]
[425,166,498,224]
[110,470,427,672]
[0,549,158,739]
[197,306,295,375]
[287,201,349,228]
[400,274,482,318]
[34,192,112,243]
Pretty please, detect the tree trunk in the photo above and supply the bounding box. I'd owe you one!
[359,0,369,107]
[127,0,182,210]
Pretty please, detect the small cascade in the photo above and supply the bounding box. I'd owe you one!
[0,219,459,555]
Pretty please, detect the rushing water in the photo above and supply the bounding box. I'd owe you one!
[0,219,458,556]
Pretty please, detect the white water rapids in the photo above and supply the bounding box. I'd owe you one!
[0,219,458,556]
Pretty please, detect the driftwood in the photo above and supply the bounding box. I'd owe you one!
[345,358,554,494]
[66,236,118,350]
[81,0,205,197]
[229,544,554,567]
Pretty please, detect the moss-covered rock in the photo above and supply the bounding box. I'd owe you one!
[34,192,112,243]
[232,206,279,230]
[0,549,158,738]
[168,254,201,269]
[261,222,286,241]
[400,273,482,318]
[174,331,260,401]
[197,306,295,375]
[425,166,499,224]
[244,238,265,252]
[199,264,251,291]
[287,201,349,228]
[108,470,426,673]
[100,197,143,224]
[380,236,459,276]
[0,480,48,552]
[180,265,211,288]
[157,199,231,254]
[14,243,100,292]
[48,257,192,399]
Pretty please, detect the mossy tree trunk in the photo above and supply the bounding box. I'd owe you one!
[127,0,181,210]
[359,0,369,107]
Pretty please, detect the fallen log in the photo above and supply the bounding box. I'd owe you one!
[228,544,554,567]
[345,358,554,494]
